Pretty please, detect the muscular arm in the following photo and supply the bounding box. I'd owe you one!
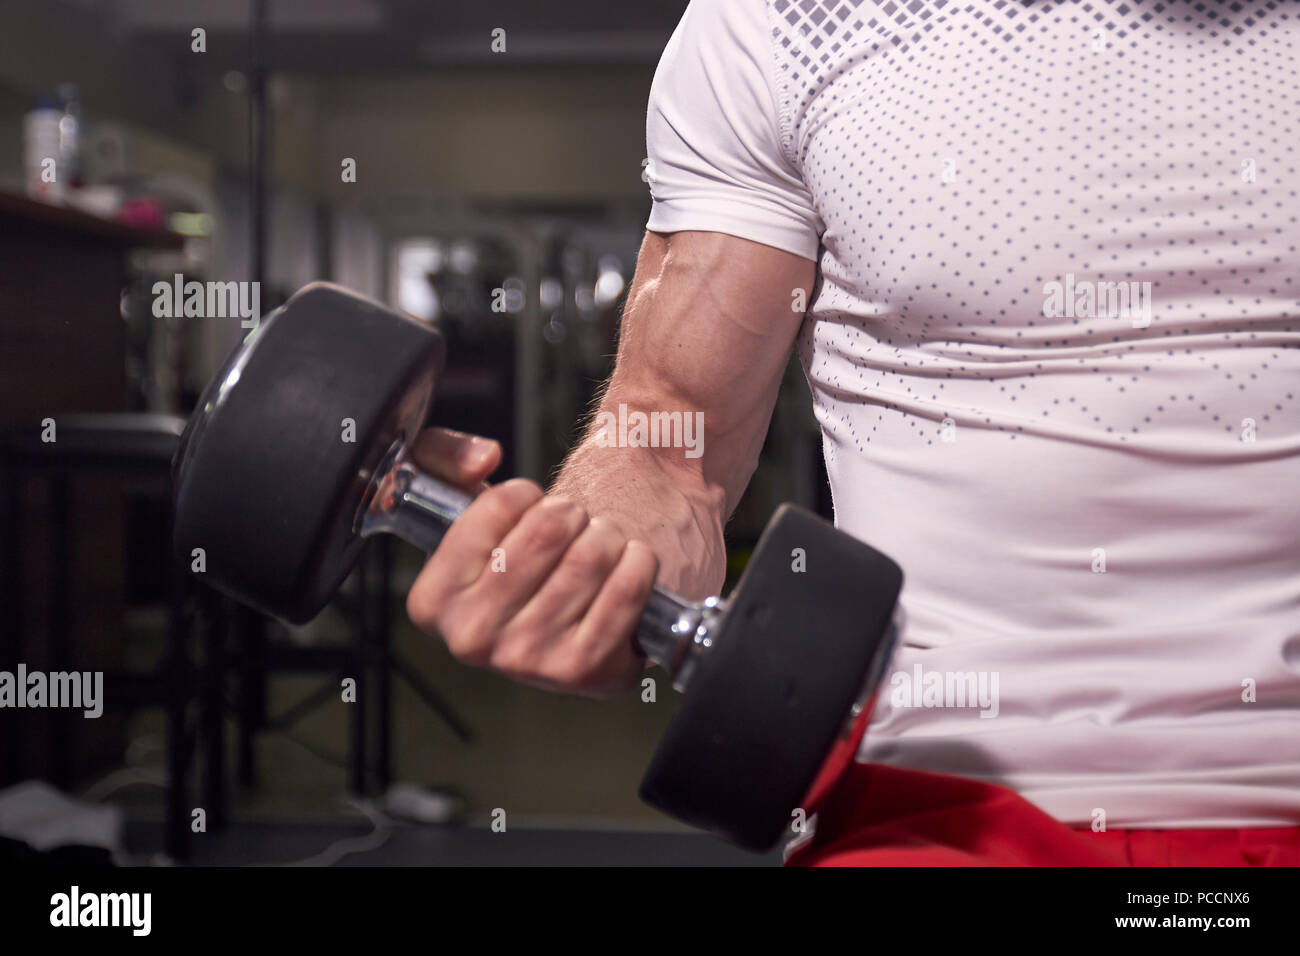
[406,0,823,696]
[406,229,814,695]
[550,230,816,599]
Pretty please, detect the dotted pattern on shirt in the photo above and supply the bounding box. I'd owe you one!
[763,0,1299,458]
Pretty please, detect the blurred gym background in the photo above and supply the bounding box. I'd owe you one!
[0,0,828,866]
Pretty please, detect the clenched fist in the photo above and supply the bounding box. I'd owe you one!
[404,427,659,697]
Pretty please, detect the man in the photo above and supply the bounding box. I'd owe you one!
[406,0,1300,864]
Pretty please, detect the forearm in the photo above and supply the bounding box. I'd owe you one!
[549,230,813,600]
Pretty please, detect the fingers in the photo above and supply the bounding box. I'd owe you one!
[409,427,501,491]
[407,478,543,626]
[508,516,629,639]
[488,539,657,697]
[547,540,659,696]
[404,481,658,697]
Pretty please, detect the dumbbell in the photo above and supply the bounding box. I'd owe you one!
[172,282,903,851]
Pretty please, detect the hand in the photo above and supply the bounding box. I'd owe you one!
[404,427,659,697]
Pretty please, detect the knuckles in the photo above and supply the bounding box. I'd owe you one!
[487,639,538,680]
[404,492,650,696]
[473,478,544,526]
[516,496,587,555]
[439,604,497,667]
[535,652,606,696]
[404,581,443,636]
[558,522,626,582]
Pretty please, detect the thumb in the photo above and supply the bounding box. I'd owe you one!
[408,427,501,492]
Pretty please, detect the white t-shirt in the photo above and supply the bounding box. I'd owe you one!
[646,0,1300,828]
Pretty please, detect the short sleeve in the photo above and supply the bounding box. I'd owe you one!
[645,0,823,261]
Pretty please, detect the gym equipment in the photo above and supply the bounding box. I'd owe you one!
[172,282,903,851]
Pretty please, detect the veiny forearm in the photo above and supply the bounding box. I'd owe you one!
[549,230,813,600]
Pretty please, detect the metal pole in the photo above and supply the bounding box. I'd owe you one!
[236,0,271,792]
[250,0,268,290]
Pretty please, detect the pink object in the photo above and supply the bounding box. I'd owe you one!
[116,197,166,231]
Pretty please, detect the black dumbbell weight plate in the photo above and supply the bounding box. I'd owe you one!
[172,282,444,623]
[639,504,903,851]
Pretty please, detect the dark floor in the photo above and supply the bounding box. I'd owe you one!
[123,817,783,866]
[112,574,695,830]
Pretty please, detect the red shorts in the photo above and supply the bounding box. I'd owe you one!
[785,763,1300,866]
